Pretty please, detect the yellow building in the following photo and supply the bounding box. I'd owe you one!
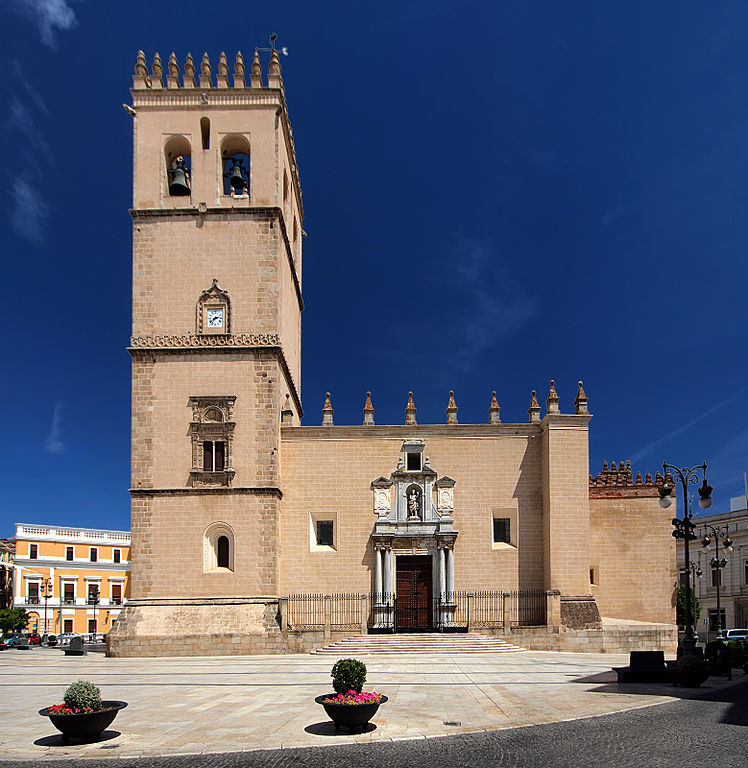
[13,523,130,637]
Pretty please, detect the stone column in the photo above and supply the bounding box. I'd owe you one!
[446,548,455,598]
[279,596,288,631]
[439,547,446,598]
[383,547,392,596]
[374,547,382,602]
[360,594,368,634]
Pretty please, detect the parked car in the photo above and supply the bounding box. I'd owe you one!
[722,628,748,650]
[55,632,80,646]
[46,634,58,646]
[1,633,26,648]
[27,632,41,645]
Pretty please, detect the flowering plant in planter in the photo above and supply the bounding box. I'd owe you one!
[40,680,127,742]
[315,659,387,731]
[322,689,383,705]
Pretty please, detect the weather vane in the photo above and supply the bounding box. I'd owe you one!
[256,33,288,57]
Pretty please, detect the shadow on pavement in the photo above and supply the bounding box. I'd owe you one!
[304,721,377,736]
[33,729,121,747]
[570,669,748,705]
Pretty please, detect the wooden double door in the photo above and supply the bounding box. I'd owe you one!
[396,555,433,631]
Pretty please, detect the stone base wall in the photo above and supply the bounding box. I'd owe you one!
[107,598,285,658]
[560,595,602,629]
[107,598,360,657]
[499,625,678,654]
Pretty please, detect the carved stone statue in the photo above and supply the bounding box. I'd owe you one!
[408,488,421,519]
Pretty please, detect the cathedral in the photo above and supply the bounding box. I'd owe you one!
[108,49,677,657]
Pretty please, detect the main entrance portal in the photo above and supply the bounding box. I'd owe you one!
[396,555,433,631]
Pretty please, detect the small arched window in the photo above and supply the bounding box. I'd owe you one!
[220,134,250,197]
[200,117,210,150]
[164,135,192,198]
[217,536,229,568]
[204,522,235,572]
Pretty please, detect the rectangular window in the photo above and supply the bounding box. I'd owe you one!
[711,568,722,587]
[744,560,748,585]
[493,518,511,544]
[203,441,226,472]
[63,619,73,633]
[316,520,334,547]
[113,549,121,564]
[215,441,225,471]
[88,619,97,634]
[28,582,39,603]
[89,548,97,562]
[111,584,122,605]
[87,584,99,604]
[29,544,38,560]
[63,583,75,604]
[406,452,421,471]
[66,546,74,561]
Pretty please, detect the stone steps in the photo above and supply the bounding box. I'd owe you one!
[312,633,526,655]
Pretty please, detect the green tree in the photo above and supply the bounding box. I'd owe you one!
[676,585,700,627]
[0,608,30,634]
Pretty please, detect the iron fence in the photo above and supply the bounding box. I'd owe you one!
[287,592,367,630]
[287,589,547,632]
[509,589,546,626]
[287,593,326,629]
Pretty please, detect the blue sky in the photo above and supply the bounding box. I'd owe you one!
[2,1,748,535]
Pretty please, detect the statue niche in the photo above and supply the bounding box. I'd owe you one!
[406,484,422,520]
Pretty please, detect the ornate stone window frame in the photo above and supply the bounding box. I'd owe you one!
[204,521,235,573]
[188,396,236,487]
[196,279,231,335]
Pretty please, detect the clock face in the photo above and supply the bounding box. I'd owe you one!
[206,308,224,328]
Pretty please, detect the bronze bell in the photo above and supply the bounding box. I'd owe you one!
[228,158,246,192]
[168,157,191,196]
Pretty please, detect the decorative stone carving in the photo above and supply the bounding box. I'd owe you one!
[196,279,231,335]
[371,476,393,517]
[130,332,280,349]
[188,396,236,487]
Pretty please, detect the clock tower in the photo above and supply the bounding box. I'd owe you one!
[110,48,304,655]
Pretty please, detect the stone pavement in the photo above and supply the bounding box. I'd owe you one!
[0,646,744,762]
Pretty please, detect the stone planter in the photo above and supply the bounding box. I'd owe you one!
[315,694,387,731]
[39,701,127,742]
[672,669,710,688]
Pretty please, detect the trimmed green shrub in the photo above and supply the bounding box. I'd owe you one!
[728,640,745,668]
[331,658,367,694]
[673,654,702,672]
[63,680,102,711]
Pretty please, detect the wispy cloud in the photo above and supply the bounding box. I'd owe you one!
[453,238,539,366]
[4,62,53,244]
[44,402,66,454]
[9,176,48,243]
[14,0,78,49]
[628,385,748,464]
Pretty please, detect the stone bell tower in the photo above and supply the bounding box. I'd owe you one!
[109,48,304,656]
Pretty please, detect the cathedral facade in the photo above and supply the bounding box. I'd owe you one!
[108,49,677,657]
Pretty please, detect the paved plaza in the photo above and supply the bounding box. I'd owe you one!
[0,646,744,762]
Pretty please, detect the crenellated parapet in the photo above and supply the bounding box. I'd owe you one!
[309,381,594,427]
[132,49,281,91]
[589,460,669,498]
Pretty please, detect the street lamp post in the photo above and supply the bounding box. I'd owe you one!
[659,461,713,657]
[701,524,732,637]
[40,577,52,641]
[90,585,100,642]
